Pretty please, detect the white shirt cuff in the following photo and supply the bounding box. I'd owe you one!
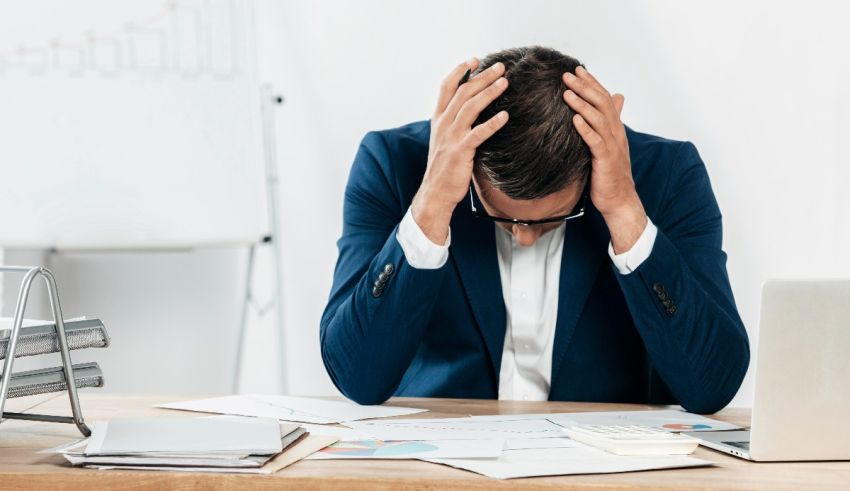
[396,207,450,269]
[608,217,658,275]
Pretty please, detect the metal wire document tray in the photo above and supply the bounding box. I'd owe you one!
[0,266,110,436]
[1,319,110,359]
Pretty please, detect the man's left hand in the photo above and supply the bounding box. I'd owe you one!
[562,66,648,254]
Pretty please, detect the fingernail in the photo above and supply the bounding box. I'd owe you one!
[498,111,508,120]
[496,77,508,87]
[564,72,575,81]
[467,57,478,67]
[491,62,504,71]
[576,65,586,74]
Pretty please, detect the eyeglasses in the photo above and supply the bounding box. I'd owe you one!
[468,176,590,227]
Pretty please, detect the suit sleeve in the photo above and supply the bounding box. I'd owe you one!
[615,142,750,414]
[320,132,447,405]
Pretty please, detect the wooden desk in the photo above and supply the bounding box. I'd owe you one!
[1,393,848,490]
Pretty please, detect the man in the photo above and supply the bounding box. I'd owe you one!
[320,46,749,413]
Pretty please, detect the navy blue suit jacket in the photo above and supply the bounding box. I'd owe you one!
[320,121,749,413]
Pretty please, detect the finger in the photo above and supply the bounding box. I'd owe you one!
[610,93,628,145]
[454,76,509,128]
[564,89,613,140]
[612,93,625,116]
[464,110,509,148]
[573,113,608,155]
[562,71,615,119]
[435,58,479,117]
[575,66,610,96]
[443,62,505,122]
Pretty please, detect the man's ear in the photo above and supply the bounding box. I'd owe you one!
[612,93,625,117]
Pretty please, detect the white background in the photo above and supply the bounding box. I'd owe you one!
[3,0,849,407]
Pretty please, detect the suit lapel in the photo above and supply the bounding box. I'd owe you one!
[449,204,506,379]
[549,206,610,390]
[449,198,610,389]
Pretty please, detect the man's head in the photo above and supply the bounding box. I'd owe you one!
[472,46,591,246]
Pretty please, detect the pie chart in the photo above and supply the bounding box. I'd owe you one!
[663,423,712,431]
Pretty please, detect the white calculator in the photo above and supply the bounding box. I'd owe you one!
[562,425,700,456]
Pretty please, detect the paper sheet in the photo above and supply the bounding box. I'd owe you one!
[299,424,579,453]
[345,417,566,441]
[427,446,713,479]
[503,437,581,451]
[157,394,426,424]
[84,417,283,455]
[89,435,339,474]
[65,453,271,468]
[545,409,742,432]
[40,438,89,455]
[305,438,503,460]
[297,423,375,441]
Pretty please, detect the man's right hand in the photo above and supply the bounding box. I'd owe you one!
[410,58,510,244]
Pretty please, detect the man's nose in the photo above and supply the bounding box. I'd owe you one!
[511,224,543,246]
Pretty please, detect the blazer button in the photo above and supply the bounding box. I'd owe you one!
[666,305,678,316]
[372,285,383,297]
[653,282,666,295]
[383,263,394,275]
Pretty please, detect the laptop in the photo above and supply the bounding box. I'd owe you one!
[684,280,850,461]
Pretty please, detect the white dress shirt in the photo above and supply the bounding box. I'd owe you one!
[396,207,658,400]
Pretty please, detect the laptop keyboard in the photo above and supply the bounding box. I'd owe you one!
[723,441,750,450]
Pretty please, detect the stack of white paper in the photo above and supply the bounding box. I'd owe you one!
[86,417,284,455]
[56,416,317,473]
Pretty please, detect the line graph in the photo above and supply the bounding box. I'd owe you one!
[0,0,240,79]
[348,418,568,441]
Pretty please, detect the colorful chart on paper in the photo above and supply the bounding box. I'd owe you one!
[306,438,503,460]
[662,423,713,431]
[320,440,439,457]
[545,410,741,432]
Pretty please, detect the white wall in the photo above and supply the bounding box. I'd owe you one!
[4,1,847,406]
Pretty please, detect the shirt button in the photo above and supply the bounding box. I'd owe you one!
[523,344,530,351]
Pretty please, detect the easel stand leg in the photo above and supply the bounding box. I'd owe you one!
[232,244,257,392]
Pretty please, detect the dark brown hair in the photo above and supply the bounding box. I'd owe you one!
[473,46,591,200]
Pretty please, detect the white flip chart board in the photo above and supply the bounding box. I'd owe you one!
[0,0,267,249]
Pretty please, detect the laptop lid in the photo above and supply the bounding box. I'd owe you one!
[750,280,850,461]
